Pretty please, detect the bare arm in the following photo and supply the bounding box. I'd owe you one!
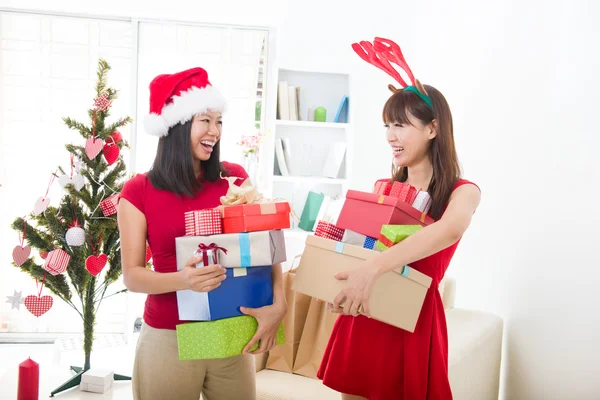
[271,262,287,310]
[376,183,481,274]
[118,199,225,294]
[332,183,481,316]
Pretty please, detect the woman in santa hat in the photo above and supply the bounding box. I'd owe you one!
[117,67,286,400]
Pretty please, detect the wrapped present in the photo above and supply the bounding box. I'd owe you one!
[185,209,223,236]
[221,202,290,234]
[176,316,285,360]
[176,230,286,269]
[292,236,432,332]
[389,181,420,204]
[99,194,119,217]
[336,190,435,238]
[373,181,392,196]
[298,191,325,231]
[176,261,273,321]
[341,229,380,251]
[80,369,113,394]
[412,191,432,213]
[376,224,423,251]
[314,220,345,241]
[42,249,70,276]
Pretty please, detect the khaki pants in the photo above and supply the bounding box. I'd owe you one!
[133,324,256,400]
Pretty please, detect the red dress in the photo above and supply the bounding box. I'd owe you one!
[317,178,479,400]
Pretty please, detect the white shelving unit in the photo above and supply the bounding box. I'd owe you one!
[261,68,353,233]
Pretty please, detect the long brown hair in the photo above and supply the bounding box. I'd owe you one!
[382,85,461,219]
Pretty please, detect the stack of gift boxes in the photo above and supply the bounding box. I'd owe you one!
[174,179,288,360]
[292,181,435,332]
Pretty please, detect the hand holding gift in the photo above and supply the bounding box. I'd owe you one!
[179,257,226,293]
[241,302,287,355]
[332,257,382,317]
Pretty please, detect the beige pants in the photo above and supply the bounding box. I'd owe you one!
[132,324,256,400]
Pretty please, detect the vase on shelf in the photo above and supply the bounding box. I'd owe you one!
[243,152,258,186]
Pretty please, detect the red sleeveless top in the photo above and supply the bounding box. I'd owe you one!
[317,178,479,400]
[119,162,248,330]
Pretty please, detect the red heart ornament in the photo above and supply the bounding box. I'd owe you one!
[85,137,104,160]
[12,245,31,266]
[25,295,53,317]
[103,142,120,166]
[86,254,108,276]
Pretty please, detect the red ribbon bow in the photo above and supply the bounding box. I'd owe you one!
[197,243,228,266]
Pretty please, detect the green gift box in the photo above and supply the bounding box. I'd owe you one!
[176,316,285,360]
[376,224,423,251]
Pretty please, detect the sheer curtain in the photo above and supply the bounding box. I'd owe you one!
[0,12,268,335]
[0,12,134,333]
[134,22,267,173]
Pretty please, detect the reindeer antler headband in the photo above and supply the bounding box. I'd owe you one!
[352,37,433,110]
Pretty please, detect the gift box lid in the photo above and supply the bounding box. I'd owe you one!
[345,190,435,225]
[81,368,114,384]
[304,235,431,288]
[380,224,423,242]
[222,202,290,218]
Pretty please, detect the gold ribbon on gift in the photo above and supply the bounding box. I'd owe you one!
[218,174,300,222]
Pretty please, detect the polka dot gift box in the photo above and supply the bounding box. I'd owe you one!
[176,316,285,360]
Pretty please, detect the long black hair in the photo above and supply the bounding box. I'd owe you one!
[147,120,228,197]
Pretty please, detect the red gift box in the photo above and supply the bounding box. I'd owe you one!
[100,194,119,217]
[222,202,291,234]
[373,181,392,196]
[389,182,419,203]
[315,220,345,241]
[42,249,70,276]
[185,209,223,236]
[336,190,435,238]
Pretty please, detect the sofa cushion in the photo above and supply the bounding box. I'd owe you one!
[256,369,338,400]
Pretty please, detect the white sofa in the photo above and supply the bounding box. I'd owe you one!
[253,279,504,400]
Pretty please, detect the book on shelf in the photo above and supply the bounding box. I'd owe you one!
[277,81,302,121]
[275,137,290,176]
[334,96,349,123]
[322,141,347,178]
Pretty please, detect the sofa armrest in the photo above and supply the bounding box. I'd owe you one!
[446,308,504,400]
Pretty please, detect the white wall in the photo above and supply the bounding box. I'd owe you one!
[278,1,600,399]
[5,0,600,398]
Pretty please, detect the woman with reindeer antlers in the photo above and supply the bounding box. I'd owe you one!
[317,38,481,400]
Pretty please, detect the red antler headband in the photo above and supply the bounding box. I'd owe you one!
[351,37,433,109]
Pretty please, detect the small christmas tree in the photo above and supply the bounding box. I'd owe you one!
[10,59,135,395]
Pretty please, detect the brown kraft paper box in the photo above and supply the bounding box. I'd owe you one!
[292,235,432,333]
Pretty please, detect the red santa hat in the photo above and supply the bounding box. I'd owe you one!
[144,67,226,137]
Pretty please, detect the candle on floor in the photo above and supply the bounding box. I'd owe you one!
[17,358,39,400]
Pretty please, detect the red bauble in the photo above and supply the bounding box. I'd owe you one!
[110,130,123,143]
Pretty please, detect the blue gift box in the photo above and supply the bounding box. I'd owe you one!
[177,266,273,321]
[341,229,380,251]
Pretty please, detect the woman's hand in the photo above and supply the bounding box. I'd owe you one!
[179,257,227,292]
[240,302,287,355]
[332,259,381,317]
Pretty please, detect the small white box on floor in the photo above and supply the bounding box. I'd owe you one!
[80,369,114,393]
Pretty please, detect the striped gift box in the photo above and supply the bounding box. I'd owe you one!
[314,221,345,242]
[373,181,392,196]
[185,209,223,236]
[42,249,70,276]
